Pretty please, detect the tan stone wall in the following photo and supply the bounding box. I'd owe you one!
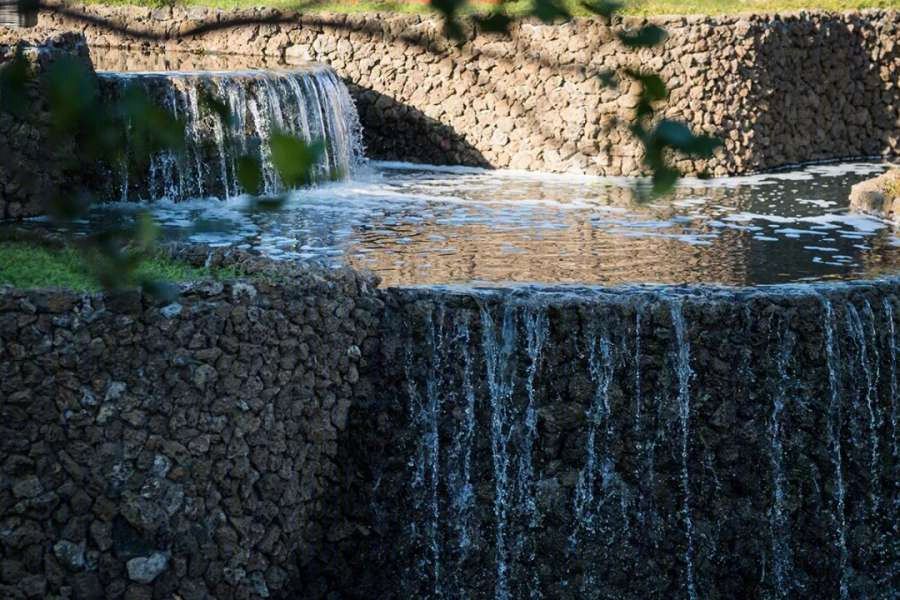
[30,6,900,176]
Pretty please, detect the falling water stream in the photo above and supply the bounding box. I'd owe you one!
[390,285,900,599]
[97,67,363,201]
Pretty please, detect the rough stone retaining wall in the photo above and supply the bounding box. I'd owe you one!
[35,6,900,175]
[0,29,90,219]
[319,281,900,599]
[2,257,899,598]
[0,255,384,600]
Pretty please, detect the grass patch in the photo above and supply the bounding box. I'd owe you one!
[882,171,900,198]
[0,242,234,291]
[79,0,900,15]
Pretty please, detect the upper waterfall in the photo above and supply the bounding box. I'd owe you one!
[97,65,364,202]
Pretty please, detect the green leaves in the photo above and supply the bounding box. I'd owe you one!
[118,83,186,170]
[235,132,323,200]
[531,0,571,24]
[270,131,323,189]
[431,0,468,41]
[625,70,667,101]
[617,24,667,48]
[236,156,263,196]
[625,69,668,119]
[632,119,723,196]
[43,55,99,135]
[655,120,721,156]
[580,0,622,21]
[474,11,513,34]
[0,47,29,118]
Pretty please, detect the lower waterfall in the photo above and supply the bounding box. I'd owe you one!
[324,282,900,599]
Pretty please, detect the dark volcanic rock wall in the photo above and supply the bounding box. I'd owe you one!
[1,264,899,599]
[0,30,91,219]
[35,7,900,176]
[317,282,900,600]
[0,263,384,600]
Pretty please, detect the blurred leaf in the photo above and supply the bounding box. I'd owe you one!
[654,119,723,156]
[651,165,680,195]
[48,190,95,222]
[199,88,232,126]
[617,24,667,48]
[655,119,693,149]
[120,84,185,164]
[626,70,667,101]
[270,131,323,189]
[598,69,618,89]
[474,11,512,34]
[133,212,160,251]
[580,0,621,20]
[0,47,29,118]
[251,196,287,212]
[683,134,722,157]
[42,55,99,134]
[431,0,467,41]
[139,278,178,302]
[236,155,262,196]
[532,0,571,24]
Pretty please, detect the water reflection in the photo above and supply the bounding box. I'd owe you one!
[15,161,900,287]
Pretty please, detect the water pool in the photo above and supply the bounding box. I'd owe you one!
[38,160,900,287]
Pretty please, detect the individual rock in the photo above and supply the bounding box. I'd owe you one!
[53,540,86,572]
[71,572,103,600]
[849,167,900,219]
[161,303,183,318]
[126,552,169,584]
[12,477,42,499]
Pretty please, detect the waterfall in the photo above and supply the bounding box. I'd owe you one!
[381,286,900,600]
[98,67,364,202]
[885,297,899,461]
[769,318,794,600]
[819,296,850,600]
[670,300,697,600]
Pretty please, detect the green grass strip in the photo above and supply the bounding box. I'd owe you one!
[0,242,228,291]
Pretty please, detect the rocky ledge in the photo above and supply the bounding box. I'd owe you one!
[849,167,900,219]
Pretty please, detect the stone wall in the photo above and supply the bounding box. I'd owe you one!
[317,281,900,599]
[0,254,384,600]
[0,29,89,219]
[3,255,898,598]
[35,6,900,175]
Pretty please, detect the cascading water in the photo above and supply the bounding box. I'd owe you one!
[97,66,364,201]
[366,284,900,600]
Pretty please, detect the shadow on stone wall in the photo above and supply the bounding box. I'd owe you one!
[743,14,900,170]
[34,7,900,175]
[349,82,491,168]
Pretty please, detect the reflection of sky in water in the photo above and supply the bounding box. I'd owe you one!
[26,160,900,287]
